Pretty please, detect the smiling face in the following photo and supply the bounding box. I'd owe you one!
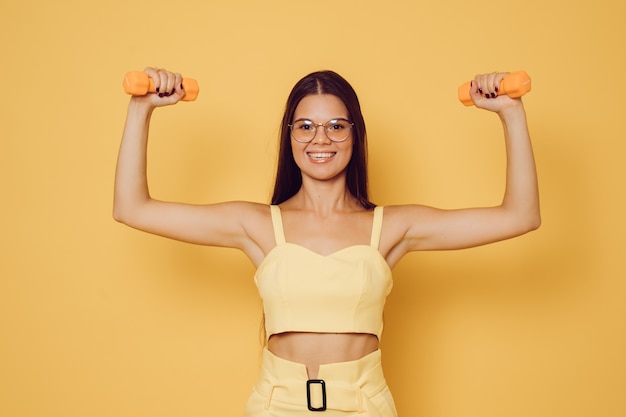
[272,70,373,209]
[291,93,353,182]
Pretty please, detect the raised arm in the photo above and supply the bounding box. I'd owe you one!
[113,68,270,264]
[382,72,540,265]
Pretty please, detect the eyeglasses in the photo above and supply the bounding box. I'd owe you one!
[288,118,354,143]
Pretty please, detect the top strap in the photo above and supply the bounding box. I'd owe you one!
[272,204,383,248]
[269,205,286,245]
[370,206,384,249]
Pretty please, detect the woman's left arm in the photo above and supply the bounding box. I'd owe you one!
[387,72,540,256]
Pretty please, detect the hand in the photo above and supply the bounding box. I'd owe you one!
[469,72,523,114]
[131,67,186,107]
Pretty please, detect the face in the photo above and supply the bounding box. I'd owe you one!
[290,94,353,182]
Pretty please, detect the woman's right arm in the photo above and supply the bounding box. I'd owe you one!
[113,68,268,259]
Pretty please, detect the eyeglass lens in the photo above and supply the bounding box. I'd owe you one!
[290,119,352,143]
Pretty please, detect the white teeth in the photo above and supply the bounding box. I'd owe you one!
[308,152,335,159]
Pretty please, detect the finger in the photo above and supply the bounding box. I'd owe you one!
[475,72,500,99]
[162,71,178,96]
[492,72,508,97]
[469,74,489,105]
[479,72,497,98]
[144,67,161,93]
[486,72,497,97]
[468,78,481,104]
[473,73,488,97]
[157,70,170,96]
[173,72,185,98]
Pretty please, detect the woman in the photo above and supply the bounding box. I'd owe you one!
[114,68,540,416]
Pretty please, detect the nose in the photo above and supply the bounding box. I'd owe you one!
[311,123,331,144]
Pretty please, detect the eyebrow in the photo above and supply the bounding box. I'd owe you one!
[291,117,350,123]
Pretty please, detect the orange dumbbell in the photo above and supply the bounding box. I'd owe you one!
[122,71,200,101]
[458,71,531,106]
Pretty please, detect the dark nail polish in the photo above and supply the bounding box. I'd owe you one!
[158,93,164,98]
[495,86,499,93]
[180,83,183,89]
[490,92,497,98]
[478,88,483,94]
[156,87,160,93]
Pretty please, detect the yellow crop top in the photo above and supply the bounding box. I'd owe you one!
[254,205,393,341]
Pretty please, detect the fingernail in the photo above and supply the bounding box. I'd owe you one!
[180,83,183,89]
[490,92,497,98]
[495,86,499,93]
[158,93,164,98]
[478,88,483,94]
[156,87,160,93]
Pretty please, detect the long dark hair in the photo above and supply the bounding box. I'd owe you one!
[271,70,375,209]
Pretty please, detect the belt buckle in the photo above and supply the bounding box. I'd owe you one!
[306,379,327,411]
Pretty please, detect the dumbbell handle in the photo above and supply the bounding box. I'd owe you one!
[122,71,199,101]
[458,71,531,106]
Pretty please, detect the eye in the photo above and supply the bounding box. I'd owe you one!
[328,120,348,130]
[294,120,314,130]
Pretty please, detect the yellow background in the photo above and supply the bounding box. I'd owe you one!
[2,0,625,416]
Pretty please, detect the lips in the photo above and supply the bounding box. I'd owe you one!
[307,152,336,161]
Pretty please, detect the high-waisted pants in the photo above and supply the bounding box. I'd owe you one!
[244,348,398,416]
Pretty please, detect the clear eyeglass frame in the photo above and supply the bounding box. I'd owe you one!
[288,118,354,143]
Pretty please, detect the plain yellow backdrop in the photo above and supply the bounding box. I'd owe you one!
[1,0,625,416]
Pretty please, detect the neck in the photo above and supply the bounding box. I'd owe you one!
[290,176,360,215]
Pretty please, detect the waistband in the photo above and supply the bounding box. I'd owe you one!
[254,348,388,413]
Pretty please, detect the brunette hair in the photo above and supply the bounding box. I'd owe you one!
[270,70,375,209]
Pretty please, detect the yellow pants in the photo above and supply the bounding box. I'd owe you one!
[244,348,398,416]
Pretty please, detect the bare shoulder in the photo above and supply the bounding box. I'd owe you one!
[236,201,273,234]
[217,200,273,240]
[378,204,440,266]
[380,204,438,232]
[232,201,276,266]
[225,200,270,218]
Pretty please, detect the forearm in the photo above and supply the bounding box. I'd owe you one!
[113,99,155,222]
[499,102,541,230]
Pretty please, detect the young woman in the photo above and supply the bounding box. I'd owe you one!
[114,67,540,416]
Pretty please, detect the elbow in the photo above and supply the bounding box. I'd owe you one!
[112,201,132,225]
[503,200,541,235]
[530,203,542,231]
[528,215,541,232]
[503,208,541,237]
[113,197,151,227]
[112,206,126,224]
[522,210,542,233]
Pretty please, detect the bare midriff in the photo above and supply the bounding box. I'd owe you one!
[267,332,379,379]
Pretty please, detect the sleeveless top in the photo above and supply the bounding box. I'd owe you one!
[254,205,393,341]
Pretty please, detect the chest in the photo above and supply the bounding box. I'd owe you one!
[280,212,373,256]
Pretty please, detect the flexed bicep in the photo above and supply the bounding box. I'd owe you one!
[396,204,539,252]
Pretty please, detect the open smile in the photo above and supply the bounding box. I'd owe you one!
[307,152,336,162]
